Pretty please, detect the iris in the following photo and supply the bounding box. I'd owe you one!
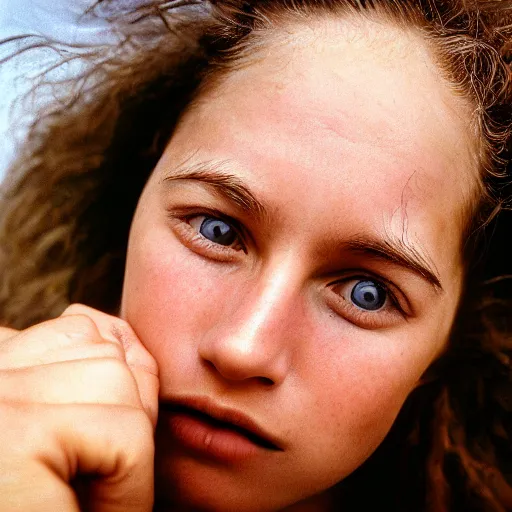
[350,280,386,311]
[199,217,237,246]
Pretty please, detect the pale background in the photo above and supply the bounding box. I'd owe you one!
[0,0,147,182]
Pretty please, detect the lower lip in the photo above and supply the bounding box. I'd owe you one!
[162,410,263,463]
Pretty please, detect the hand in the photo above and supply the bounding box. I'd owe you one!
[0,304,159,512]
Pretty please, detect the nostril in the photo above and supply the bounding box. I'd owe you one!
[258,377,274,386]
[203,359,217,372]
[201,357,275,385]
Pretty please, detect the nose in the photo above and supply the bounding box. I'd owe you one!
[198,262,301,386]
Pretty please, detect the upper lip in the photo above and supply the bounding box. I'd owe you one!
[160,396,284,451]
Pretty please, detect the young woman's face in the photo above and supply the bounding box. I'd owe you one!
[121,16,476,512]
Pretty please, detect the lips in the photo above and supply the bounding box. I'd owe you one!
[159,396,283,462]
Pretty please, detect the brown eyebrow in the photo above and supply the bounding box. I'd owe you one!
[163,162,269,223]
[343,236,444,293]
[163,162,443,292]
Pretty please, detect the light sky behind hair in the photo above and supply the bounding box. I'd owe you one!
[0,0,152,183]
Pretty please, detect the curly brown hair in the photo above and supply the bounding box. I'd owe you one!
[0,0,511,510]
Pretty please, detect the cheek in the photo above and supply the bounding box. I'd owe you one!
[294,325,443,478]
[121,225,239,364]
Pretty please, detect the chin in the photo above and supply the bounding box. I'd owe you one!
[154,458,302,512]
[154,484,284,512]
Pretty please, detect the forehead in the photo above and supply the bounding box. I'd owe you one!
[162,15,477,277]
[197,17,477,181]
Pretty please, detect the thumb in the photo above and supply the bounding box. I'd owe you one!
[49,405,154,512]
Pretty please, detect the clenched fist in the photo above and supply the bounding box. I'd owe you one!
[0,305,159,512]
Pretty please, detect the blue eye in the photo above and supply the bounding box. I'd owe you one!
[350,280,387,311]
[199,217,238,246]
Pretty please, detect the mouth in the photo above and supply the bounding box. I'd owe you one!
[159,397,283,462]
[166,403,280,450]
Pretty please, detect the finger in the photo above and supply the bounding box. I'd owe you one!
[61,305,159,428]
[107,321,160,429]
[0,315,106,370]
[0,326,18,343]
[39,403,154,512]
[0,358,141,407]
[0,460,80,512]
[61,305,158,375]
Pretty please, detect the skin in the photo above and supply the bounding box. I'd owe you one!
[0,12,482,512]
[0,305,158,512]
[120,14,478,512]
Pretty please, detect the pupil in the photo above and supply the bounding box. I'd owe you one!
[363,292,375,302]
[200,217,237,246]
[350,280,386,311]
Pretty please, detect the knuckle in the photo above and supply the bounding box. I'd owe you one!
[59,314,100,343]
[62,303,89,316]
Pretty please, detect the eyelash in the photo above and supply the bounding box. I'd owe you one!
[169,211,407,328]
[326,277,406,329]
[169,210,247,262]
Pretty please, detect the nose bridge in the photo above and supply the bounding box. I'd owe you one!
[200,255,302,384]
[240,260,296,343]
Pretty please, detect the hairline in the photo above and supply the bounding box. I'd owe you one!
[176,4,483,269]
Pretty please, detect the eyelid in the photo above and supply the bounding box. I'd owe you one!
[326,275,409,330]
[169,206,249,243]
[168,209,248,262]
[330,268,412,315]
